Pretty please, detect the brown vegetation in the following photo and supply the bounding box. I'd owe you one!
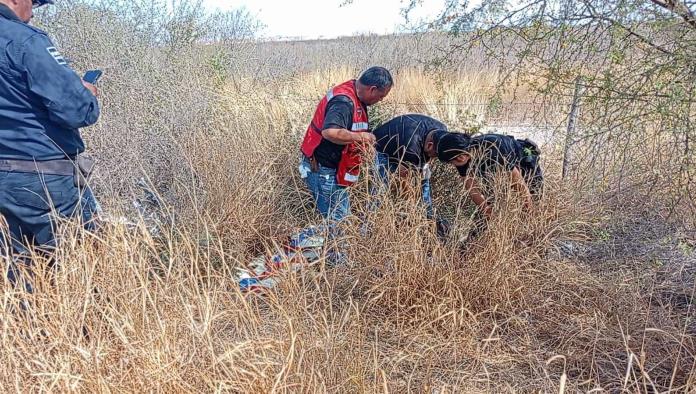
[0,1,692,392]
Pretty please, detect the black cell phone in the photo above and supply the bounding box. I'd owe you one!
[83,69,103,84]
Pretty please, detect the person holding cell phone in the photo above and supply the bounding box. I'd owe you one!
[0,0,101,292]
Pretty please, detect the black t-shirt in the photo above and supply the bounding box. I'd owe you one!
[313,95,355,168]
[457,134,522,177]
[373,114,448,169]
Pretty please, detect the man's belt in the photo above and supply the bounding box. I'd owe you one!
[303,155,320,172]
[0,158,75,176]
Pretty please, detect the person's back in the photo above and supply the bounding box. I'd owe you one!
[0,3,99,161]
[452,133,523,179]
[374,114,447,169]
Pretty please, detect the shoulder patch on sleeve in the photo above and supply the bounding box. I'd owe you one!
[46,46,67,65]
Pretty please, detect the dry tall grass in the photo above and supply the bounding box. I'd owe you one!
[1,2,693,392]
[1,65,693,391]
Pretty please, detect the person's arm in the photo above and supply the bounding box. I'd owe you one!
[463,176,493,219]
[321,96,374,145]
[21,34,99,129]
[510,166,534,210]
[322,128,375,145]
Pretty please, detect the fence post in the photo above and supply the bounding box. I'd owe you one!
[562,76,583,180]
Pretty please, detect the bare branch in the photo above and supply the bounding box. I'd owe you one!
[650,0,696,30]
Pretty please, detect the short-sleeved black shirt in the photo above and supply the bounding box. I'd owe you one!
[312,95,355,169]
[457,134,522,177]
[373,114,448,169]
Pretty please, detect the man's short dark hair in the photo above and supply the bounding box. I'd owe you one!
[437,133,472,162]
[33,0,55,7]
[358,66,393,90]
[431,130,448,147]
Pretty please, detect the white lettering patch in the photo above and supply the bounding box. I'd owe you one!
[344,173,359,182]
[46,47,67,65]
[351,122,369,131]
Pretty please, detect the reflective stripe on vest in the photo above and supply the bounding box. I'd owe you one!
[343,172,360,183]
[351,122,369,131]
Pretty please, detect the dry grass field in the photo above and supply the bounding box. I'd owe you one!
[0,1,693,392]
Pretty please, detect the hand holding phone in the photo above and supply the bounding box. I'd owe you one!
[83,69,103,84]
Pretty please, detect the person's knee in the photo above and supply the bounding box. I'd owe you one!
[329,188,350,221]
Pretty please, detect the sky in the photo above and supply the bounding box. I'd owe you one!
[202,0,445,40]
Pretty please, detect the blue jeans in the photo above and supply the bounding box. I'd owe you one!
[299,157,350,229]
[374,152,434,219]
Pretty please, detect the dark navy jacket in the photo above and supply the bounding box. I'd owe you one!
[455,134,522,178]
[0,4,99,161]
[374,114,448,169]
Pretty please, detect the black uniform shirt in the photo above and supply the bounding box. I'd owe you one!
[457,134,522,178]
[313,95,355,169]
[373,114,448,169]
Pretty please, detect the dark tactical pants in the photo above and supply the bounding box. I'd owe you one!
[0,171,99,292]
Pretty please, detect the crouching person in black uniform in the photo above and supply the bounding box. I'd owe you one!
[437,132,543,238]
[372,114,543,238]
[372,114,449,221]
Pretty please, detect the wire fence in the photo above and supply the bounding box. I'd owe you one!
[216,91,573,130]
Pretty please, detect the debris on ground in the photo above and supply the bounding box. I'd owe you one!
[237,226,326,292]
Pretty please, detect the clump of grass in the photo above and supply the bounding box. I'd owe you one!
[1,169,692,391]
